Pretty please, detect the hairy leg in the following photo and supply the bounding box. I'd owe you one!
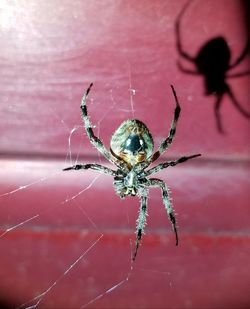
[63,163,116,176]
[144,154,201,177]
[80,83,127,170]
[147,178,178,246]
[148,85,181,165]
[133,192,148,261]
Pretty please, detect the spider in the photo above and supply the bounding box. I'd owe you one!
[63,83,201,260]
[176,1,250,133]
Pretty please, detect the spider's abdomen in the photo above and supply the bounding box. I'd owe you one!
[110,119,154,167]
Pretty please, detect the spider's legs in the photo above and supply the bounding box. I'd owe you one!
[144,154,201,177]
[177,61,199,75]
[150,85,181,163]
[63,163,116,176]
[81,84,125,169]
[147,179,178,246]
[133,193,148,261]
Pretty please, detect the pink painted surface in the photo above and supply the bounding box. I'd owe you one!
[0,1,249,308]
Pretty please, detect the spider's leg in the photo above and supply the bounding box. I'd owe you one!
[229,38,250,69]
[150,85,181,163]
[147,179,178,246]
[178,61,199,75]
[144,154,201,177]
[227,70,250,78]
[227,87,250,118]
[81,84,124,168]
[214,94,224,134]
[81,83,111,160]
[175,0,195,63]
[63,163,116,176]
[133,193,148,261]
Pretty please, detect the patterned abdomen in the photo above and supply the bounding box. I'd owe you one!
[110,119,154,167]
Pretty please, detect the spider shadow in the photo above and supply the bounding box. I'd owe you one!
[175,0,250,134]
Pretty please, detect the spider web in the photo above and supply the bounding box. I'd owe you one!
[0,76,172,309]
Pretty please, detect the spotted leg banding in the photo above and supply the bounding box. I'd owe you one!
[144,154,201,177]
[150,85,181,163]
[147,178,178,246]
[63,163,116,176]
[81,83,128,171]
[133,193,148,261]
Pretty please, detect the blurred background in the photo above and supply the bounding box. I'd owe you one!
[0,0,249,308]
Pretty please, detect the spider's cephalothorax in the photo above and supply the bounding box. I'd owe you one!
[114,168,144,198]
[63,83,201,260]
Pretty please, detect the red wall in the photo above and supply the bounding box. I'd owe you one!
[0,1,249,308]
